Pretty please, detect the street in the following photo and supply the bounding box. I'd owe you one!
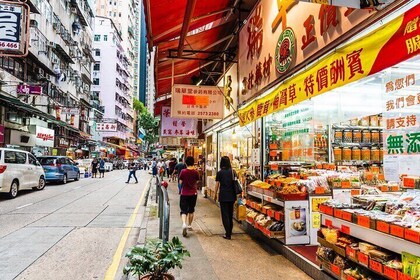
[0,169,151,280]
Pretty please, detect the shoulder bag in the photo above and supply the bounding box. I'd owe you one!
[231,169,243,195]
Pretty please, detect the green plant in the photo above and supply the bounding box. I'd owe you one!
[123,237,190,280]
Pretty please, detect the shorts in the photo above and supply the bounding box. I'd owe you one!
[180,195,197,215]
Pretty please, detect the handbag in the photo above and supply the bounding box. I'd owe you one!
[232,169,243,195]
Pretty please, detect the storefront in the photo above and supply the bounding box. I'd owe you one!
[234,1,420,279]
[31,126,54,156]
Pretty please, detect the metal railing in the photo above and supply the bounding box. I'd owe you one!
[155,176,170,243]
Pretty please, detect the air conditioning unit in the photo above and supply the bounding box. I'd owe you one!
[53,22,59,30]
[48,41,56,48]
[52,58,59,64]
[71,7,77,14]
[30,20,38,28]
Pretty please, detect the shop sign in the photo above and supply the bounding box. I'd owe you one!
[171,84,224,119]
[239,1,374,104]
[59,138,69,148]
[96,123,117,132]
[10,130,35,146]
[17,84,42,95]
[0,125,4,143]
[0,2,29,55]
[35,126,54,147]
[239,4,420,126]
[159,137,182,146]
[161,106,197,138]
[61,108,80,115]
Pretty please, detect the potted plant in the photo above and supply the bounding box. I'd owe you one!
[123,237,190,280]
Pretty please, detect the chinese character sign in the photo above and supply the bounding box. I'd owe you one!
[0,3,23,51]
[171,84,224,119]
[161,106,197,138]
[96,123,118,132]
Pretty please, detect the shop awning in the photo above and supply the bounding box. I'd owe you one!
[0,92,54,121]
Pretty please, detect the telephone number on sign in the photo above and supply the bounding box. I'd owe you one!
[197,111,220,116]
[0,41,19,50]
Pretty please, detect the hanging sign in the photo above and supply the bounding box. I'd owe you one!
[161,106,197,138]
[96,123,117,132]
[171,84,224,119]
[17,84,42,95]
[239,4,420,126]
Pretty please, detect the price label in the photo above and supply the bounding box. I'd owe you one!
[365,172,374,180]
[377,221,390,234]
[325,219,333,227]
[390,225,405,238]
[342,211,353,222]
[267,209,274,218]
[391,185,400,192]
[403,177,415,188]
[319,205,326,213]
[357,252,369,266]
[325,206,334,216]
[378,174,385,180]
[405,228,420,243]
[266,196,272,203]
[331,264,341,276]
[271,164,279,170]
[269,150,277,157]
[346,276,357,280]
[315,186,325,194]
[269,143,278,149]
[351,189,361,196]
[370,259,383,274]
[357,215,370,228]
[383,266,398,280]
[341,225,350,235]
[346,246,356,259]
[341,181,351,188]
[334,209,343,219]
[380,186,390,192]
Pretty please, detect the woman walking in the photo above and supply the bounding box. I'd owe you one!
[214,156,237,240]
[91,158,98,178]
[99,157,105,178]
[178,156,200,237]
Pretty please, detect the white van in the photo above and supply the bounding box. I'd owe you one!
[0,148,46,199]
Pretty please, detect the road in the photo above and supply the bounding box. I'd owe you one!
[0,169,151,280]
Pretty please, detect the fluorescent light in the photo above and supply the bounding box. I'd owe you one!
[196,79,203,86]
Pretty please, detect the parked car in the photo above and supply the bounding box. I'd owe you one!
[0,148,46,199]
[37,156,80,184]
[104,161,113,172]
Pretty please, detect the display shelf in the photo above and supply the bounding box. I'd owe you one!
[247,191,285,207]
[336,161,382,166]
[332,125,383,130]
[246,219,285,241]
[321,214,420,256]
[331,142,383,148]
[268,161,307,166]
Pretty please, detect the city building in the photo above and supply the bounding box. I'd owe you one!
[145,48,155,115]
[91,16,134,156]
[0,0,96,158]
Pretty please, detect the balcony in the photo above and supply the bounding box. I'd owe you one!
[70,0,93,27]
[128,26,135,38]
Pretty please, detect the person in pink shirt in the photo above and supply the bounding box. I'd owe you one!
[178,156,200,237]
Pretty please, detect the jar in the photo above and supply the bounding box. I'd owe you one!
[352,147,361,161]
[362,130,371,143]
[333,147,342,161]
[379,130,383,143]
[362,147,371,161]
[343,130,352,143]
[378,116,384,127]
[370,115,379,127]
[379,147,384,162]
[353,130,362,143]
[343,147,352,161]
[334,130,343,143]
[360,116,370,126]
[371,147,380,161]
[350,119,359,126]
[371,130,380,144]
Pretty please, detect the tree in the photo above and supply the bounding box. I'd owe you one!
[133,98,146,114]
[138,110,159,152]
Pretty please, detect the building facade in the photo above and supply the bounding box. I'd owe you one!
[145,48,155,115]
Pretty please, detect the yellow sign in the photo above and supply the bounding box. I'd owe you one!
[238,8,408,126]
[311,197,330,212]
[312,213,321,228]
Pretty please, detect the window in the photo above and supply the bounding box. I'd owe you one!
[109,11,112,16]
[94,63,100,71]
[38,157,55,165]
[94,35,100,41]
[103,35,108,41]
[95,49,100,56]
[57,158,66,165]
[113,12,116,17]
[16,152,26,164]
[28,154,39,166]
[5,151,26,164]
[119,12,121,17]
[93,78,100,85]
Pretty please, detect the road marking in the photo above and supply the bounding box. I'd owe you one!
[103,178,151,280]
[16,203,33,209]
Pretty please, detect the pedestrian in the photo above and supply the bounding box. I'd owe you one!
[165,158,171,178]
[157,160,165,180]
[173,157,186,194]
[214,156,237,240]
[126,159,138,183]
[151,158,157,177]
[99,157,105,178]
[168,158,177,182]
[178,156,200,237]
[91,158,98,178]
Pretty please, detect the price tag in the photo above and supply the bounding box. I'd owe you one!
[334,209,343,219]
[377,221,390,234]
[390,225,405,238]
[341,181,351,188]
[266,196,272,203]
[269,150,277,157]
[346,246,356,259]
[341,225,350,235]
[326,206,334,216]
[325,219,333,227]
[269,143,278,149]
[357,215,370,228]
[357,252,369,266]
[378,173,385,180]
[331,264,341,276]
[380,186,390,192]
[365,172,374,181]
[342,211,353,222]
[398,271,405,280]
[391,185,400,192]
[267,209,274,218]
[351,189,361,196]
[383,266,398,280]
[271,164,279,171]
[346,276,357,280]
[319,205,326,213]
[403,177,415,188]
[315,186,325,194]
[405,228,420,243]
[370,259,383,274]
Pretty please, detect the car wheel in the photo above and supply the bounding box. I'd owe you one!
[8,180,18,199]
[62,174,67,184]
[75,172,80,181]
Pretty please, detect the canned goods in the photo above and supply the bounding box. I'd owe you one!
[352,147,361,161]
[350,119,359,126]
[379,147,384,162]
[333,147,342,161]
[360,116,370,126]
[343,147,352,161]
[379,130,383,143]
[343,130,352,143]
[370,115,379,126]
[371,130,380,144]
[334,130,343,143]
[371,147,380,161]
[353,130,362,143]
[362,130,371,143]
[378,116,384,127]
[362,147,371,161]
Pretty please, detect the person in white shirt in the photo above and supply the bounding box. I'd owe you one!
[165,159,171,177]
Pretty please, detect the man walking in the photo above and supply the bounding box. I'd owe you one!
[126,159,138,183]
[173,157,187,194]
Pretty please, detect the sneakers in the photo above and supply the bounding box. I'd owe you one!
[187,225,193,231]
[182,223,188,237]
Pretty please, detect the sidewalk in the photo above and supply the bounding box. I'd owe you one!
[133,178,313,280]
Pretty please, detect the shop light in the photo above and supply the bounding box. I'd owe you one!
[196,79,203,86]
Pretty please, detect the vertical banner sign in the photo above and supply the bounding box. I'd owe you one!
[171,84,224,119]
[0,1,29,56]
[161,106,197,138]
[239,4,420,126]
